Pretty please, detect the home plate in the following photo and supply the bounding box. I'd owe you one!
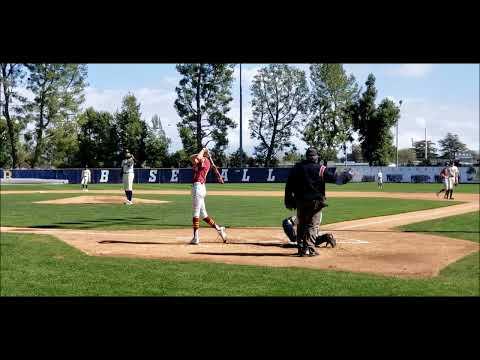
[337,239,369,244]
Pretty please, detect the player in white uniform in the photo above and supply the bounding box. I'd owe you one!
[121,151,135,205]
[448,160,459,200]
[377,170,383,189]
[81,165,91,191]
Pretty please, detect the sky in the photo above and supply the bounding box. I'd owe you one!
[84,63,479,157]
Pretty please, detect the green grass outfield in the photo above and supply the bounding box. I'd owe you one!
[399,212,480,242]
[1,211,478,296]
[1,192,459,230]
[1,182,479,193]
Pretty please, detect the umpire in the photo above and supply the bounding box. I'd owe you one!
[284,148,353,257]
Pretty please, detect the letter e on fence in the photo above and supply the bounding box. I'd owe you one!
[170,169,179,182]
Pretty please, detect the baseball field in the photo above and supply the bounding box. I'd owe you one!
[1,182,479,296]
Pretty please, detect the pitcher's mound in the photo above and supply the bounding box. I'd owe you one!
[34,195,171,205]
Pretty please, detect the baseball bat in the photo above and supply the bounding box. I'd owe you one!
[205,150,224,184]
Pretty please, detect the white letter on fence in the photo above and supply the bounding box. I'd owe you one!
[149,169,158,182]
[242,169,250,182]
[170,169,179,182]
[267,168,275,182]
[221,169,229,182]
[99,170,109,183]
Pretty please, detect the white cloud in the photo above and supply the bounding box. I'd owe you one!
[387,64,434,78]
[414,117,426,128]
[396,99,478,151]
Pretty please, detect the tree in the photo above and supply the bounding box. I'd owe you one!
[77,108,118,167]
[209,148,228,167]
[228,149,251,167]
[439,133,468,160]
[303,64,358,161]
[114,93,145,164]
[164,149,191,168]
[347,143,364,163]
[351,74,400,166]
[43,117,80,168]
[174,64,235,155]
[25,64,87,168]
[249,64,309,167]
[469,150,479,162]
[0,118,11,167]
[1,63,27,168]
[282,146,303,164]
[412,140,437,162]
[398,148,417,165]
[144,115,171,167]
[177,126,197,156]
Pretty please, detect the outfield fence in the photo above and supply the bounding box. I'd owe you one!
[1,166,479,184]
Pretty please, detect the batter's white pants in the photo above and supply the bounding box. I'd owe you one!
[192,182,208,218]
[81,177,89,185]
[123,173,134,191]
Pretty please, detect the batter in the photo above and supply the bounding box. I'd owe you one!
[190,148,226,245]
[437,161,450,198]
[81,165,91,192]
[121,151,135,205]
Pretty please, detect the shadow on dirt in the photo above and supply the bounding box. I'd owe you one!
[98,240,175,245]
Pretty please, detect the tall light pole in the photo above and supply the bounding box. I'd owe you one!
[397,100,402,167]
[425,127,428,161]
[239,63,243,168]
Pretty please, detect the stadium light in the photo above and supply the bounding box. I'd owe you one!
[397,100,403,167]
[239,63,243,168]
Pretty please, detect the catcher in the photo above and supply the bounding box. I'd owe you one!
[189,147,227,245]
[282,215,336,248]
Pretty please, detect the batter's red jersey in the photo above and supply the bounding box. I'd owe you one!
[192,158,211,184]
[440,167,448,178]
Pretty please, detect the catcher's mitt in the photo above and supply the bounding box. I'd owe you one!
[315,233,336,248]
[282,217,297,243]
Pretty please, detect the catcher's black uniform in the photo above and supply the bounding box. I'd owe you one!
[284,151,352,256]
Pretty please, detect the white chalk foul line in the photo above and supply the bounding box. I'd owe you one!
[332,205,478,230]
